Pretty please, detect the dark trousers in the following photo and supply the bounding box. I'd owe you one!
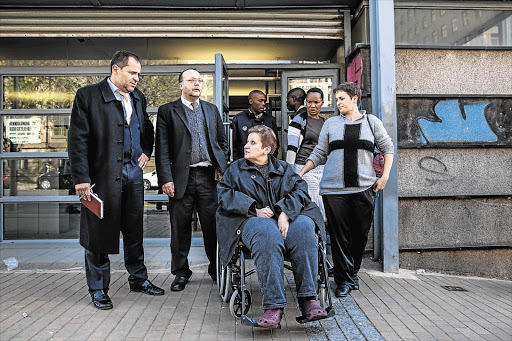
[168,166,218,278]
[85,163,148,293]
[323,188,375,288]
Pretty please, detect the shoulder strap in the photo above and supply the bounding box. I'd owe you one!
[366,114,381,151]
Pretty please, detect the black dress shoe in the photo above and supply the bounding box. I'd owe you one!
[130,280,165,296]
[335,284,351,298]
[91,290,113,310]
[170,275,190,291]
[353,278,359,290]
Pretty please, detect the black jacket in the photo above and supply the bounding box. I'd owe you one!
[216,156,325,267]
[231,110,279,161]
[155,99,229,200]
[68,77,154,254]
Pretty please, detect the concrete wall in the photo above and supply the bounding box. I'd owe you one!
[395,49,512,95]
[348,46,512,279]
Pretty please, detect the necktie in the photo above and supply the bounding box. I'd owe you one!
[191,102,197,112]
[116,89,132,124]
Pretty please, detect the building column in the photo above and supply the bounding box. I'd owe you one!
[369,0,399,273]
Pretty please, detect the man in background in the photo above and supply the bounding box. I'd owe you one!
[286,87,307,118]
[231,90,279,161]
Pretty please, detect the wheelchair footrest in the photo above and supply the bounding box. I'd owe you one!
[295,306,335,324]
[241,316,281,329]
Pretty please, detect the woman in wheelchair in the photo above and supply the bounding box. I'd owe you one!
[216,125,330,328]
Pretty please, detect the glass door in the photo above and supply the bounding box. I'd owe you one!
[214,53,230,154]
[280,69,340,157]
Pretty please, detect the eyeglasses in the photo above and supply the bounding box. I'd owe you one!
[182,79,204,84]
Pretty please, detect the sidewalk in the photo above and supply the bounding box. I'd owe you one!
[1,241,511,340]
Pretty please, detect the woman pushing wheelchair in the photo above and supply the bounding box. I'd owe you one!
[216,125,331,329]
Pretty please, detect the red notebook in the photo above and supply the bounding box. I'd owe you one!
[80,192,104,219]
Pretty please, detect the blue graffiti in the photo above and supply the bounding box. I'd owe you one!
[417,100,498,144]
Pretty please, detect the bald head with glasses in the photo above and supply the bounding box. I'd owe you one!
[179,68,204,102]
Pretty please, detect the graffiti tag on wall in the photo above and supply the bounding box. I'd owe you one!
[396,98,512,147]
[417,100,497,144]
[418,156,455,186]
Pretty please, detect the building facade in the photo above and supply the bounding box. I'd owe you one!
[1,0,511,278]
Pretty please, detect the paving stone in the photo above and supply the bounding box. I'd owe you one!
[2,245,511,340]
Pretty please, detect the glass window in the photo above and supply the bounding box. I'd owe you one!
[3,115,70,152]
[3,74,214,110]
[2,201,181,239]
[288,78,333,107]
[3,76,104,109]
[3,158,73,196]
[395,8,512,47]
[452,18,458,32]
[4,203,80,239]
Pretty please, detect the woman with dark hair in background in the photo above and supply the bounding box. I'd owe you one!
[286,87,326,221]
[299,82,394,298]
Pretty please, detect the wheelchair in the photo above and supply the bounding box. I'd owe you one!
[216,233,334,326]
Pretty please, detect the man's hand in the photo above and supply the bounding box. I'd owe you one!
[76,183,92,201]
[278,212,290,240]
[256,206,274,218]
[162,182,175,197]
[138,153,149,170]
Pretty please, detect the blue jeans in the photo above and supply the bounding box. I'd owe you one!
[241,215,318,310]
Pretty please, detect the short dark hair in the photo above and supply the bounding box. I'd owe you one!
[306,87,324,101]
[248,90,265,100]
[178,68,199,83]
[110,50,140,73]
[333,82,362,105]
[287,88,306,104]
[248,125,277,155]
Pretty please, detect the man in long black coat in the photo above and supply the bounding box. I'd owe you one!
[68,50,164,310]
[155,68,229,291]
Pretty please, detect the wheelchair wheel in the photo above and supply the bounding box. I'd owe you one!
[221,265,233,302]
[216,242,226,296]
[318,284,329,308]
[317,243,332,309]
[229,289,251,318]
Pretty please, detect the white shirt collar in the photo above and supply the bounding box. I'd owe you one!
[181,96,200,110]
[107,77,122,99]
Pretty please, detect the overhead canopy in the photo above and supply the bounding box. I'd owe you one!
[0,8,345,39]
[0,0,360,7]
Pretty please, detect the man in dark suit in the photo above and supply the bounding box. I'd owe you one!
[68,50,164,310]
[155,68,229,291]
[231,90,279,161]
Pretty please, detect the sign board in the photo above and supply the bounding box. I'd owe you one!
[5,116,42,144]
